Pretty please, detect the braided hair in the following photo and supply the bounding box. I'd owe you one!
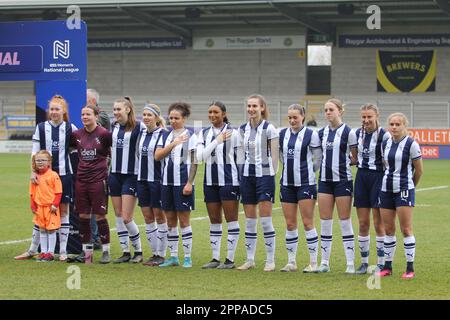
[360,103,380,143]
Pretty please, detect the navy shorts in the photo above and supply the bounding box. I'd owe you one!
[240,175,275,205]
[75,179,108,215]
[204,185,240,203]
[108,173,137,197]
[318,180,353,197]
[161,185,195,211]
[354,169,384,208]
[60,174,73,204]
[280,185,317,204]
[379,189,415,210]
[137,181,162,209]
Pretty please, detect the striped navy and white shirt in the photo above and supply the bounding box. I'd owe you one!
[279,126,321,186]
[32,121,77,176]
[239,120,278,177]
[111,121,146,175]
[318,123,357,182]
[197,124,240,186]
[157,128,198,186]
[355,127,391,172]
[137,127,164,182]
[381,136,421,193]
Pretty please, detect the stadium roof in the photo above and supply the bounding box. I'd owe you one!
[1,0,449,44]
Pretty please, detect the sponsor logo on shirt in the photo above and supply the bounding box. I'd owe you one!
[116,138,129,149]
[52,141,60,152]
[141,146,149,157]
[81,148,97,160]
[362,147,370,158]
[287,148,295,159]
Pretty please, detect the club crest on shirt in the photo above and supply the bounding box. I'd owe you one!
[326,141,334,150]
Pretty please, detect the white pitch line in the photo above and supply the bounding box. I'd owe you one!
[0,207,282,246]
[0,190,441,246]
[0,238,32,245]
[416,185,448,192]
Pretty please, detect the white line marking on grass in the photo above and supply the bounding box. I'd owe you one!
[192,216,208,221]
[416,185,448,192]
[0,238,32,245]
[1,208,283,246]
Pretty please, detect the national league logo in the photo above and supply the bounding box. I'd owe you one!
[53,40,70,59]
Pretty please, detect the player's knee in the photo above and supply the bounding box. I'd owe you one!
[209,216,222,224]
[358,223,370,235]
[301,221,312,231]
[286,222,297,230]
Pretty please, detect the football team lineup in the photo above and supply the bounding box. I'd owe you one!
[9,94,429,281]
[1,0,450,301]
[1,152,449,299]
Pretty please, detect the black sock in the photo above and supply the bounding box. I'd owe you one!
[384,261,392,270]
[79,218,92,244]
[96,218,110,245]
[406,261,414,272]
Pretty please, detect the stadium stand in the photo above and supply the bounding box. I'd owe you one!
[1,95,449,130]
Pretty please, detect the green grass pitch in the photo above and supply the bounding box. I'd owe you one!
[0,153,449,299]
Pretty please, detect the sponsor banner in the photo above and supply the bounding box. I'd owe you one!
[376,50,435,92]
[421,146,439,159]
[88,38,185,50]
[339,34,450,48]
[0,140,32,153]
[438,146,450,159]
[0,21,86,134]
[0,45,42,73]
[419,145,450,159]
[0,20,86,81]
[193,35,305,50]
[5,115,35,129]
[408,129,450,145]
[408,129,450,159]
